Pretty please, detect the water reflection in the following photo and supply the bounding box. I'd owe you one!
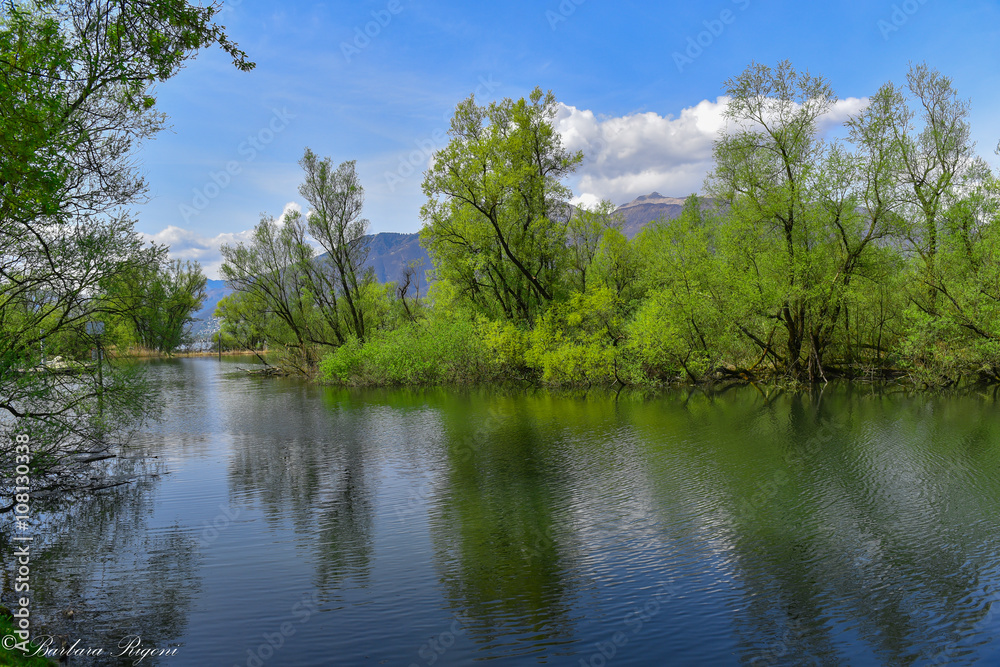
[222,380,381,592]
[624,387,1000,666]
[10,360,1000,666]
[428,393,579,657]
[1,461,199,666]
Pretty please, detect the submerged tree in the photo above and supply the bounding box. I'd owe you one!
[878,66,1000,380]
[220,150,376,367]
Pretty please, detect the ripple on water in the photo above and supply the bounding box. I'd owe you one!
[19,364,1000,666]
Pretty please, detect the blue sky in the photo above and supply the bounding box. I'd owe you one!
[138,0,1000,277]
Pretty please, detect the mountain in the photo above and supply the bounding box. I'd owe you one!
[364,231,432,284]
[190,278,230,333]
[615,192,706,238]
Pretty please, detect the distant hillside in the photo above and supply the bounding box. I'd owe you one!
[190,278,229,332]
[364,231,432,284]
[615,192,709,238]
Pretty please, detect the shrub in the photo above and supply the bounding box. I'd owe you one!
[319,317,495,385]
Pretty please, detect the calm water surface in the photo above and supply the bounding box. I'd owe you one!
[16,357,1000,665]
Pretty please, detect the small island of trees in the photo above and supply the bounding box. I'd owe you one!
[217,62,1000,390]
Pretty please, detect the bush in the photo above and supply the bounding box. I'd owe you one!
[476,317,531,376]
[319,317,496,385]
[523,288,633,385]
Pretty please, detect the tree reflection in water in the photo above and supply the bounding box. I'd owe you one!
[1,454,199,666]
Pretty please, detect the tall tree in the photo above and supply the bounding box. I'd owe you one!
[894,65,979,279]
[566,200,622,294]
[707,61,900,381]
[421,87,582,323]
[105,257,207,353]
[298,149,372,341]
[220,212,323,362]
[0,0,251,498]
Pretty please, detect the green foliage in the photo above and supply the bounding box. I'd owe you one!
[215,290,268,351]
[219,150,380,369]
[1,0,252,500]
[524,287,631,385]
[0,611,56,665]
[299,149,373,340]
[319,317,495,386]
[566,199,623,292]
[592,228,642,304]
[477,317,531,376]
[421,88,582,324]
[104,257,207,353]
[252,66,1000,389]
[628,291,706,382]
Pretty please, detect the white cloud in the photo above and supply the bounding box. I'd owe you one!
[141,201,304,279]
[275,201,303,225]
[569,192,603,209]
[819,97,870,131]
[140,226,252,280]
[555,96,869,207]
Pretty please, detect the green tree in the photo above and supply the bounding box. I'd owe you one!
[298,149,373,341]
[220,212,326,366]
[630,195,731,381]
[882,66,1000,380]
[566,200,622,293]
[220,151,380,368]
[421,87,582,324]
[105,257,207,353]
[893,65,981,282]
[708,61,902,381]
[0,0,251,499]
[215,290,271,361]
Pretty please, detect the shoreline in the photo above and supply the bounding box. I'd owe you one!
[117,349,266,359]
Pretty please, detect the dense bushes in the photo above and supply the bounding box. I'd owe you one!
[319,318,497,385]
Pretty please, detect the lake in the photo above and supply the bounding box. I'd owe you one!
[14,357,1000,665]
